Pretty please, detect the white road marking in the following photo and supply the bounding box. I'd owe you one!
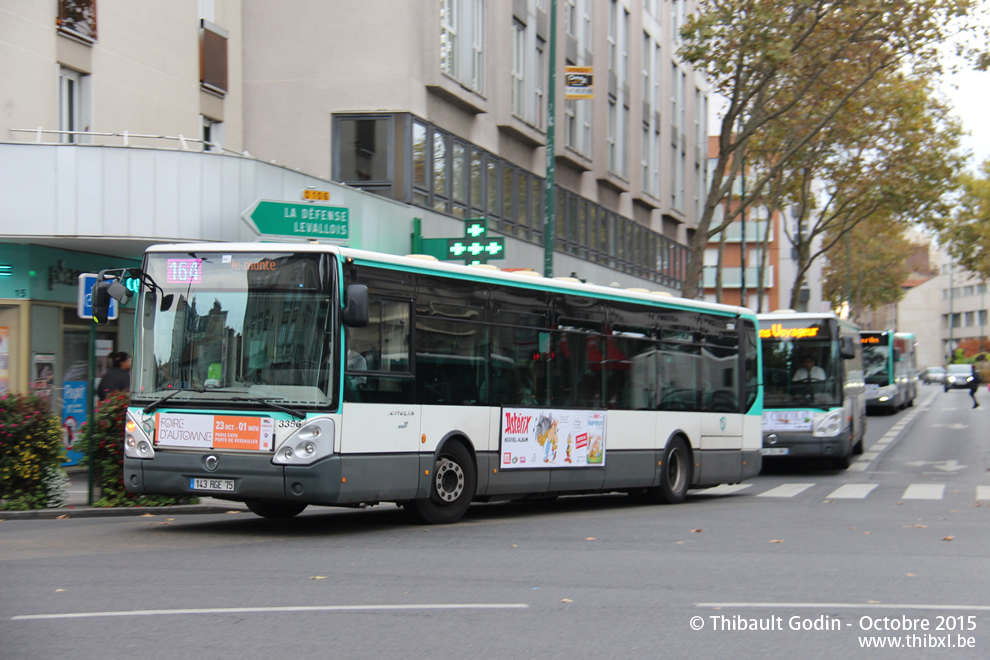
[697,602,990,612]
[976,486,990,501]
[12,603,530,621]
[693,484,753,496]
[756,483,815,498]
[901,483,945,500]
[825,484,877,499]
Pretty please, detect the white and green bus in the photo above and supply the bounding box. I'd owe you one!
[758,310,867,468]
[101,243,763,523]
[860,330,918,411]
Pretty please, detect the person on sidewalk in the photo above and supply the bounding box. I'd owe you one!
[969,367,983,409]
[97,351,131,400]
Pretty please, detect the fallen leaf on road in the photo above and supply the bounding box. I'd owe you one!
[56,589,65,592]
[140,513,155,517]
[691,529,702,533]
[225,510,242,514]
[942,536,954,541]
[770,539,784,543]
[510,544,518,548]
[585,537,596,541]
[864,531,870,535]
[906,573,916,577]
[310,576,327,580]
[56,515,69,519]
[868,600,881,604]
[561,598,573,603]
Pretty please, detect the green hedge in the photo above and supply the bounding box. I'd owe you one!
[0,392,68,510]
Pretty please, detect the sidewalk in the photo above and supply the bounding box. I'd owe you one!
[0,468,249,520]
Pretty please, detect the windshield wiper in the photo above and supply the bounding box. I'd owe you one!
[230,396,307,420]
[141,387,248,414]
[142,387,203,414]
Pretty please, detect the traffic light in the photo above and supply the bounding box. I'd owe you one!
[92,280,113,324]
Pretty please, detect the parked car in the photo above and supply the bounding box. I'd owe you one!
[922,366,946,385]
[944,364,976,391]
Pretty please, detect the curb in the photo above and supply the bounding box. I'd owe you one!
[1,503,249,520]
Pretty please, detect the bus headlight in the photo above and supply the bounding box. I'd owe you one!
[272,418,335,466]
[812,410,843,437]
[124,411,155,459]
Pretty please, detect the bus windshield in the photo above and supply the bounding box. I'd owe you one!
[861,340,891,386]
[131,251,335,407]
[761,337,841,408]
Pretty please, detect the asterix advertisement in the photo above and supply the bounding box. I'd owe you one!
[500,408,605,469]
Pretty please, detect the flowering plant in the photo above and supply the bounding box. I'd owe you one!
[0,392,67,509]
[76,391,193,507]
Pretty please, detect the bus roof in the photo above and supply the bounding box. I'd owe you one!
[756,309,860,332]
[143,241,756,321]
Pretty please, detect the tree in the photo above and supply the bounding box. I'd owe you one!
[821,213,913,322]
[761,72,964,309]
[678,0,984,299]
[936,159,990,280]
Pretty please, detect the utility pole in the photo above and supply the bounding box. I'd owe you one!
[947,259,954,364]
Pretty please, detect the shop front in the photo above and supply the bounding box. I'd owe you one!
[0,244,140,463]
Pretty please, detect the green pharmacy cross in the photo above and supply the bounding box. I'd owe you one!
[412,218,506,265]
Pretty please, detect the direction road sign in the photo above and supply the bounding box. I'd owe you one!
[242,200,349,240]
[77,273,118,321]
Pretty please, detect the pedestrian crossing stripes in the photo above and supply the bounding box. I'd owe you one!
[756,483,815,498]
[826,484,878,499]
[901,483,945,500]
[692,482,990,502]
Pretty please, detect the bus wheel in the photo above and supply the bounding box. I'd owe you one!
[245,500,308,519]
[643,437,692,504]
[408,442,477,524]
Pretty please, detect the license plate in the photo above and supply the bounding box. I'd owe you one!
[190,478,234,491]
[761,447,789,456]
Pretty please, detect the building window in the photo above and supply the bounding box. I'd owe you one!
[565,97,577,149]
[441,0,486,94]
[398,115,687,288]
[472,0,486,93]
[535,37,546,130]
[59,66,89,143]
[57,0,97,43]
[202,116,223,152]
[200,20,228,95]
[333,114,394,198]
[512,20,526,119]
[607,100,617,174]
[441,0,458,77]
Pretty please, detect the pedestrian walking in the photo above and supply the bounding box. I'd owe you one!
[969,367,982,409]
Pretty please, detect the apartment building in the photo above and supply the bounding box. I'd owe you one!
[0,0,709,395]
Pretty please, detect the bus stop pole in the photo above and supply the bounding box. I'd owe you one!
[87,318,95,505]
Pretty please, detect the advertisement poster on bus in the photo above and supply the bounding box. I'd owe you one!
[500,408,605,468]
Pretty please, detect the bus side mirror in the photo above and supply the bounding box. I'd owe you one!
[342,284,369,327]
[839,336,857,359]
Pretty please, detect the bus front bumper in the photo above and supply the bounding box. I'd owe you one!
[124,451,428,506]
[760,431,851,459]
